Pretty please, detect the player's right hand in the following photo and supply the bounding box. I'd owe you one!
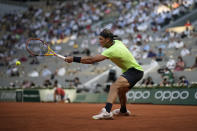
[65,56,73,63]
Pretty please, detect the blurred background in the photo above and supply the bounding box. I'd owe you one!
[0,0,197,103]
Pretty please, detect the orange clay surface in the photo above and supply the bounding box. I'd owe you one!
[0,102,197,131]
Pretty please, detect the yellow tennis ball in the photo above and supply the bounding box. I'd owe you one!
[16,61,21,66]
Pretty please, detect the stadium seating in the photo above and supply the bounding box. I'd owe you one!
[0,0,197,91]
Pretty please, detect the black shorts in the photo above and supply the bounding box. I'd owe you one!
[121,67,144,89]
[61,95,65,100]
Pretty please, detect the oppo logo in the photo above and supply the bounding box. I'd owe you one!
[195,92,197,99]
[155,91,189,101]
[127,91,150,101]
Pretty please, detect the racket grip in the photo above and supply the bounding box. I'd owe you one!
[55,54,66,60]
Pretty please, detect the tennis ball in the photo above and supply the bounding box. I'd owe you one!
[16,60,21,66]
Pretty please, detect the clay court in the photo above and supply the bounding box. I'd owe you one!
[0,103,197,131]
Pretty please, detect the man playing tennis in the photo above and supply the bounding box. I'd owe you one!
[65,29,144,120]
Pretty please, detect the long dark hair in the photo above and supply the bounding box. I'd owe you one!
[99,29,121,40]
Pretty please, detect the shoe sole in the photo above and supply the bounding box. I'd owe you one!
[113,113,136,117]
[92,117,114,120]
[113,114,130,116]
[113,111,131,116]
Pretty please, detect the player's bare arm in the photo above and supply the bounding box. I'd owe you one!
[65,54,108,64]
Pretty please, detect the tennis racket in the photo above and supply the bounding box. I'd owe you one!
[26,38,66,60]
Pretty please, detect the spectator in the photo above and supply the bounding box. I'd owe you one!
[19,56,28,62]
[166,55,176,70]
[160,77,169,87]
[81,48,91,56]
[43,79,52,87]
[184,20,192,27]
[141,76,154,87]
[182,27,192,38]
[73,77,83,93]
[41,65,52,77]
[143,41,150,52]
[130,44,142,60]
[142,50,148,59]
[73,77,81,88]
[50,71,57,80]
[195,0,197,8]
[105,69,117,92]
[147,50,157,59]
[183,0,194,8]
[28,68,39,77]
[156,48,165,61]
[190,56,197,70]
[9,82,16,88]
[178,76,189,87]
[53,79,61,88]
[30,56,40,65]
[10,67,20,77]
[175,39,184,49]
[160,67,174,86]
[22,80,35,88]
[107,69,117,83]
[168,39,176,48]
[175,56,185,71]
[180,45,190,57]
[172,1,180,9]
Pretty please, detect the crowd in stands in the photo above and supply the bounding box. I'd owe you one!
[0,0,197,90]
[190,56,197,69]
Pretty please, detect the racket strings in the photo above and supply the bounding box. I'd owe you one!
[28,40,49,56]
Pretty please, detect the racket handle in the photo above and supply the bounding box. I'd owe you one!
[55,54,66,60]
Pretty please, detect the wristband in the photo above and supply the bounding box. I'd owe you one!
[73,56,81,63]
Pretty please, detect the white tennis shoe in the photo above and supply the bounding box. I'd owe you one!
[92,108,113,120]
[112,109,131,116]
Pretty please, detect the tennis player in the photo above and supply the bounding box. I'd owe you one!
[65,29,144,120]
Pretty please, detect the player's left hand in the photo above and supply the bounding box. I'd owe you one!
[65,56,73,63]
